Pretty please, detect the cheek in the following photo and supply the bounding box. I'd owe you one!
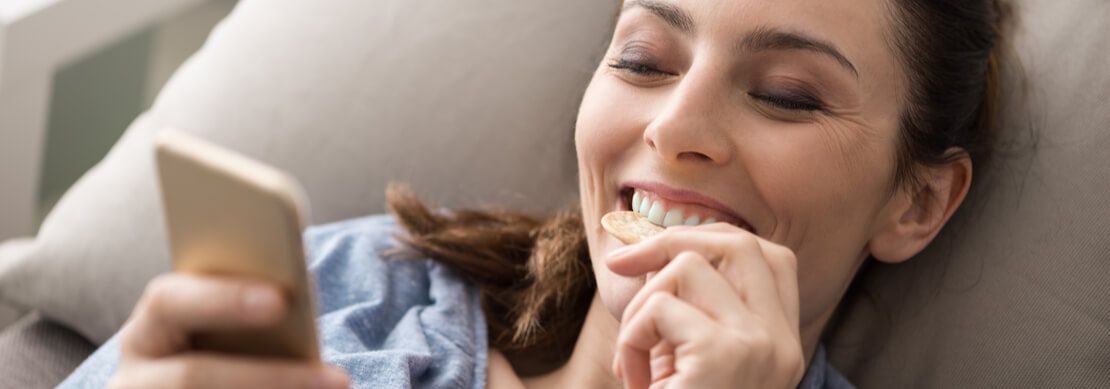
[575,74,652,322]
[745,118,897,322]
[575,75,629,224]
[750,116,896,239]
[575,79,638,170]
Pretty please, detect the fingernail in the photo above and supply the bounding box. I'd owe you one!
[241,287,280,320]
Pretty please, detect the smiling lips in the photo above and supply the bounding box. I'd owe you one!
[603,187,753,244]
[625,187,750,231]
[632,189,717,227]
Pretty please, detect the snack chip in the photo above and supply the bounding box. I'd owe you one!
[601,211,664,244]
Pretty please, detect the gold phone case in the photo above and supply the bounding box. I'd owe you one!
[155,130,319,362]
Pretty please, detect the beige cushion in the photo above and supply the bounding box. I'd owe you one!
[826,0,1110,387]
[0,0,618,344]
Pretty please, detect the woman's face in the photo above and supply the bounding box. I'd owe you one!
[576,0,909,327]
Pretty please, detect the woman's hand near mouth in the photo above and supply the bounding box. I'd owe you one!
[606,223,805,389]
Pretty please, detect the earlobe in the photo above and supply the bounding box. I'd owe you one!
[869,150,973,264]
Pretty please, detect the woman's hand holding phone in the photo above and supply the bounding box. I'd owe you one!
[607,223,806,389]
[118,130,343,388]
[108,273,348,389]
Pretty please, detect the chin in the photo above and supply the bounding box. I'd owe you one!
[589,233,646,322]
[581,179,650,322]
[596,272,645,321]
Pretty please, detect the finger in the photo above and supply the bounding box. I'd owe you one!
[617,292,715,389]
[758,242,801,331]
[650,341,676,384]
[648,378,673,389]
[710,233,797,321]
[609,342,677,382]
[620,251,748,327]
[607,225,760,276]
[119,355,348,389]
[608,227,783,318]
[123,274,287,358]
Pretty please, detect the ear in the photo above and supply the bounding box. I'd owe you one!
[869,148,973,263]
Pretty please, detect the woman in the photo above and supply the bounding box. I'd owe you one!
[65,0,1007,387]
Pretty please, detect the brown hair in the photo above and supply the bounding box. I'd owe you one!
[887,0,1012,190]
[387,0,1011,375]
[386,185,592,374]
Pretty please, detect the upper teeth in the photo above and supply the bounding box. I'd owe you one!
[632,190,718,228]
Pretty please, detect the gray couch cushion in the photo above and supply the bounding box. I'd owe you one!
[826,0,1110,387]
[0,303,22,332]
[0,239,30,331]
[0,313,96,388]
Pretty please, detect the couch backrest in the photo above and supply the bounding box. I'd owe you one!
[826,1,1110,387]
[1,1,1106,387]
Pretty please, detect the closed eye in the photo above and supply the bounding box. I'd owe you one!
[609,59,672,78]
[749,92,825,112]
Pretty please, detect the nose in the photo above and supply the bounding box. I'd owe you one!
[642,68,735,165]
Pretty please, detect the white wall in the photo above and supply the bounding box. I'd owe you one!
[0,0,234,241]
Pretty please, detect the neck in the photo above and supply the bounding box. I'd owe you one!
[800,303,839,368]
[522,294,622,389]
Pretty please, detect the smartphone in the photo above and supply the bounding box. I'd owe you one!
[154,129,319,362]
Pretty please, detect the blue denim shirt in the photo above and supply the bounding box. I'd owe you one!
[60,215,852,388]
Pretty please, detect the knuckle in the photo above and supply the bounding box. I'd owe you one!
[138,275,179,319]
[142,274,177,306]
[768,245,799,272]
[728,233,759,252]
[671,252,707,272]
[647,291,673,306]
[644,292,665,310]
[780,345,806,378]
[642,292,673,314]
[616,329,634,348]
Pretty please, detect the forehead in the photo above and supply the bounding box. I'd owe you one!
[620,0,900,83]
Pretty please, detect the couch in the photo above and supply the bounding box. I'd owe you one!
[1,0,1106,387]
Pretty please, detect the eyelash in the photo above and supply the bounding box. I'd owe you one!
[608,59,826,113]
[748,92,825,112]
[608,59,671,77]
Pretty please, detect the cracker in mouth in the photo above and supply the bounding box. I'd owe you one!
[601,211,664,244]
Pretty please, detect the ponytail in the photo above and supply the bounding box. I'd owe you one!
[386,185,595,374]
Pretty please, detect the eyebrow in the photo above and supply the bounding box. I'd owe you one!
[743,28,859,78]
[623,0,695,33]
[623,0,859,79]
